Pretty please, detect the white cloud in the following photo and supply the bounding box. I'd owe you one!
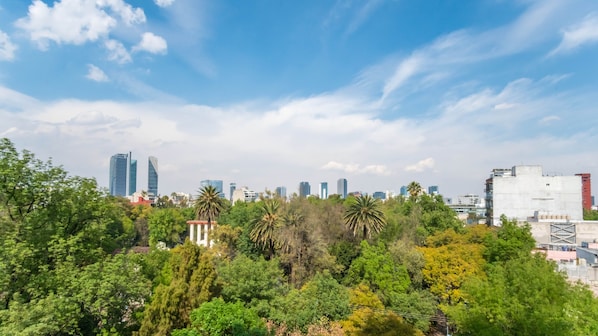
[104,39,131,63]
[133,32,168,54]
[321,161,391,176]
[405,158,435,172]
[0,31,17,61]
[15,0,145,49]
[85,64,109,82]
[155,0,175,8]
[539,115,560,125]
[549,12,598,56]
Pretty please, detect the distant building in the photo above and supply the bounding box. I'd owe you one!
[299,181,311,198]
[485,165,582,226]
[229,183,237,202]
[428,185,439,195]
[399,186,408,197]
[372,191,386,200]
[337,178,347,199]
[148,156,158,200]
[576,173,592,211]
[200,180,225,198]
[275,186,287,199]
[109,153,128,196]
[128,153,137,196]
[232,187,258,203]
[448,194,486,225]
[319,182,328,199]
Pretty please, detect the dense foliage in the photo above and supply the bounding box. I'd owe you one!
[2,137,598,335]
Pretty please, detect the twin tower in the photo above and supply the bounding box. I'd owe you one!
[109,152,158,199]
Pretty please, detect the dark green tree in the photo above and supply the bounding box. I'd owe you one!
[250,198,282,259]
[194,185,225,224]
[344,195,386,239]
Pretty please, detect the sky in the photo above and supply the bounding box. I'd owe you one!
[1,0,598,199]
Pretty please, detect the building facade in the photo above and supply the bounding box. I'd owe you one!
[229,182,237,202]
[428,185,439,195]
[337,178,347,199]
[372,191,386,200]
[275,186,287,199]
[576,173,592,211]
[299,181,311,198]
[129,153,137,196]
[485,165,583,226]
[319,182,328,199]
[109,153,128,196]
[232,187,258,203]
[148,156,158,200]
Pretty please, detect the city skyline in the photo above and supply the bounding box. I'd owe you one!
[1,1,598,199]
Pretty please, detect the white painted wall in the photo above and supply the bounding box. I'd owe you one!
[492,165,582,224]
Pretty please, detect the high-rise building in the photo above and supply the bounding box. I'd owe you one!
[576,173,592,211]
[299,181,311,198]
[200,180,225,198]
[485,165,582,226]
[337,178,347,199]
[319,182,328,199]
[109,153,128,196]
[128,152,137,196]
[428,185,439,195]
[400,186,408,197]
[148,156,158,200]
[373,191,386,200]
[275,186,287,199]
[229,182,237,202]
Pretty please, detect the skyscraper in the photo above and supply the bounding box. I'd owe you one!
[275,186,287,199]
[428,185,439,195]
[229,182,237,202]
[400,186,408,197]
[200,180,225,198]
[299,181,311,198]
[128,152,137,196]
[337,178,347,199]
[109,153,128,196]
[148,156,158,199]
[319,182,328,199]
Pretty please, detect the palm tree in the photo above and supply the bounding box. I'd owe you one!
[194,185,224,225]
[344,194,386,239]
[250,198,282,259]
[407,181,423,199]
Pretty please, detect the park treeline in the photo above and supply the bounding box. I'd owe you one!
[2,137,598,336]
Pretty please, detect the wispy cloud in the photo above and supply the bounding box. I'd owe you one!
[133,32,168,54]
[539,115,560,125]
[105,39,132,64]
[86,64,109,82]
[549,12,598,56]
[155,0,175,8]
[0,30,17,61]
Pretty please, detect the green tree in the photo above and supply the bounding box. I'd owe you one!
[250,198,282,259]
[137,242,220,336]
[447,254,590,336]
[272,271,350,332]
[172,298,268,336]
[148,208,187,247]
[406,181,422,199]
[483,216,536,263]
[194,185,225,224]
[344,195,386,239]
[345,241,411,303]
[217,254,287,316]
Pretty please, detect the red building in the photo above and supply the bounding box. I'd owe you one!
[576,173,592,211]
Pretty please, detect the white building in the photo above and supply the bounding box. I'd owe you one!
[232,187,258,203]
[485,165,582,226]
[187,220,216,247]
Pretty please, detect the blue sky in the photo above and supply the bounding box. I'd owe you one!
[1,0,598,199]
